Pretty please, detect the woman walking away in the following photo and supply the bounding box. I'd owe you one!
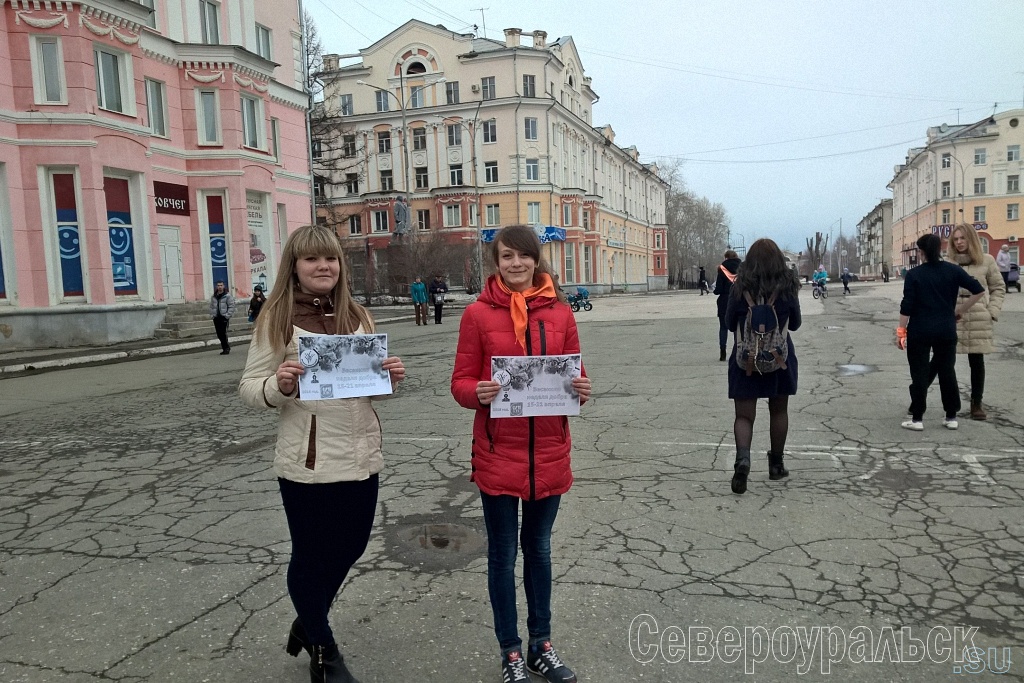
[239,225,406,683]
[715,250,741,361]
[698,266,710,295]
[897,233,983,431]
[451,225,592,683]
[940,225,1004,419]
[724,239,802,494]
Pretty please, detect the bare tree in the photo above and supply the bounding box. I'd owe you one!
[804,232,829,277]
[658,159,729,288]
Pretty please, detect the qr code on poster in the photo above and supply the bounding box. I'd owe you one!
[320,384,334,399]
[510,402,523,416]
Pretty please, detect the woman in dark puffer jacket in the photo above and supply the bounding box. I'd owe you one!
[452,225,591,683]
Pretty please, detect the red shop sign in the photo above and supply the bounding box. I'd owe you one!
[153,182,190,216]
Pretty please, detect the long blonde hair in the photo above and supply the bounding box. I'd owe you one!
[256,225,372,351]
[946,224,984,264]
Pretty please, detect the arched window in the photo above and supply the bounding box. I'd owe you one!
[405,61,426,75]
[979,236,989,254]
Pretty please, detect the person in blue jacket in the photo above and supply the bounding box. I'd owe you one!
[410,276,428,325]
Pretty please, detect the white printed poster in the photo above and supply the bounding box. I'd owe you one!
[489,354,582,418]
[297,334,391,400]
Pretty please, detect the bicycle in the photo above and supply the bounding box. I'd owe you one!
[811,281,828,299]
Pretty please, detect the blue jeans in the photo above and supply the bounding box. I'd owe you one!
[480,492,561,653]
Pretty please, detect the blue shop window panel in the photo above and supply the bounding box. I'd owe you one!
[108,224,138,295]
[207,195,229,287]
[53,173,84,296]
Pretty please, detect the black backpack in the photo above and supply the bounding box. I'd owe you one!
[735,292,789,376]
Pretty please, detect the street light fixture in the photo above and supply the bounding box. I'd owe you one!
[621,226,627,292]
[436,104,485,292]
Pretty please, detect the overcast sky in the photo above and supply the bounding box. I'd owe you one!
[304,0,1024,252]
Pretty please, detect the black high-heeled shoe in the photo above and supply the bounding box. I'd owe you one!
[310,643,359,683]
[286,618,313,658]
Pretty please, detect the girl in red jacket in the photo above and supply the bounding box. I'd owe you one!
[452,225,592,683]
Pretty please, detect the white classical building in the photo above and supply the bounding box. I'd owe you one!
[314,20,668,294]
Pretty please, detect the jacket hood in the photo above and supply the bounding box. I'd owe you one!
[721,258,741,273]
[476,274,557,309]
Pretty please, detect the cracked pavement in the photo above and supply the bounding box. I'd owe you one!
[1,281,1021,682]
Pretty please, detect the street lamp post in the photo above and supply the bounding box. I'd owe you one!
[437,103,484,292]
[622,226,627,292]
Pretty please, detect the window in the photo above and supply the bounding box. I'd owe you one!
[941,181,950,198]
[1009,175,1021,193]
[270,117,280,160]
[449,164,463,186]
[139,0,156,28]
[524,117,538,140]
[565,242,575,283]
[410,85,424,108]
[974,206,986,222]
[415,167,429,190]
[1009,145,1021,162]
[32,36,66,104]
[522,74,536,98]
[582,211,590,230]
[526,159,539,181]
[197,89,220,144]
[145,79,167,136]
[974,148,987,165]
[412,127,427,151]
[380,170,393,191]
[376,91,389,112]
[199,0,220,44]
[483,119,497,143]
[313,176,325,198]
[377,131,391,153]
[469,203,478,227]
[348,215,362,235]
[241,95,263,148]
[48,171,85,298]
[1009,203,1020,220]
[255,24,272,59]
[974,178,986,195]
[941,153,951,169]
[339,94,353,116]
[444,204,461,227]
[527,201,541,224]
[95,46,131,113]
[373,210,389,232]
[486,203,500,226]
[416,209,431,231]
[481,76,496,100]
[656,256,661,269]
[447,125,462,146]
[941,209,950,223]
[345,173,358,195]
[655,233,662,248]
[563,204,572,226]
[446,81,460,105]
[342,134,356,157]
[485,161,498,184]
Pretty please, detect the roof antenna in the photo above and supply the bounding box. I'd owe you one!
[471,7,488,38]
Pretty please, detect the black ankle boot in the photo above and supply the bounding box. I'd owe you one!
[720,347,727,362]
[768,451,789,480]
[286,618,313,658]
[310,644,359,683]
[731,447,750,494]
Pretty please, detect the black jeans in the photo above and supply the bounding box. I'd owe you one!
[434,303,443,324]
[213,316,230,351]
[922,352,985,403]
[278,475,379,646]
[718,315,728,350]
[907,337,960,420]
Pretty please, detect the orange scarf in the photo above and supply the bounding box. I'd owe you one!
[496,272,557,351]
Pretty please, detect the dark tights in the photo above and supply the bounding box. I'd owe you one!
[734,396,789,453]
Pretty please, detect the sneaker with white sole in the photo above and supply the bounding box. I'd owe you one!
[943,417,959,430]
[526,641,577,683]
[501,650,529,683]
[901,419,924,431]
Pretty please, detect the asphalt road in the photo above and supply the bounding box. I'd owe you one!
[1,282,1022,682]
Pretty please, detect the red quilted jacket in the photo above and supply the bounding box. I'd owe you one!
[451,275,586,500]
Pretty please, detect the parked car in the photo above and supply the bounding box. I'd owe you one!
[1008,263,1021,293]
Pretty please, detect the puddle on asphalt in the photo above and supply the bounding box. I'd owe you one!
[836,364,877,376]
[388,521,485,570]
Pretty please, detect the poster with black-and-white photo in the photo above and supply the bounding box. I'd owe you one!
[490,354,582,418]
[297,334,391,400]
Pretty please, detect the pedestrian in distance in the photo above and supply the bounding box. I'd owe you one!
[209,280,235,354]
[698,266,710,295]
[841,268,852,295]
[239,224,406,683]
[919,225,1004,420]
[429,274,449,324]
[451,224,592,683]
[996,243,1012,288]
[248,285,266,322]
[410,276,428,326]
[724,238,802,494]
[715,250,741,361]
[896,233,983,432]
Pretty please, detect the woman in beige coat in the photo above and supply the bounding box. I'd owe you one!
[946,224,1005,419]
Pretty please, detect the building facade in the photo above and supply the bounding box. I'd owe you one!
[855,199,892,277]
[888,109,1023,272]
[0,0,311,350]
[315,20,668,294]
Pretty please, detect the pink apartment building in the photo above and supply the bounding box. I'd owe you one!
[0,0,312,350]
